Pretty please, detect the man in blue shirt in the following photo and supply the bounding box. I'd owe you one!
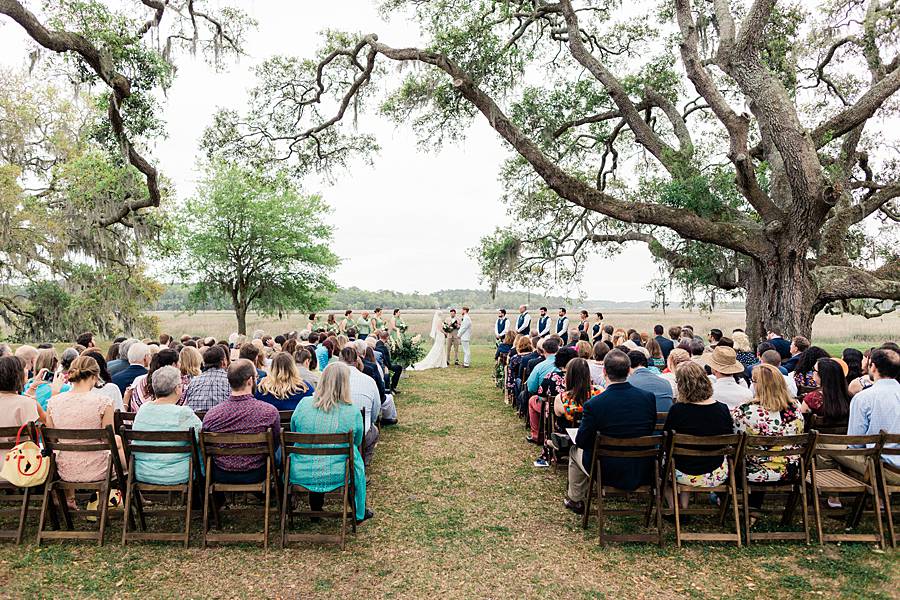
[627,350,674,412]
[526,337,561,394]
[836,348,900,484]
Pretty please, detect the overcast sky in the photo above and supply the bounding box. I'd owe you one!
[0,0,662,301]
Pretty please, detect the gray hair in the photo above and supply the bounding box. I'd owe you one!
[151,366,182,398]
[127,342,151,364]
[60,348,80,370]
[354,339,368,356]
[0,343,11,357]
[119,338,138,360]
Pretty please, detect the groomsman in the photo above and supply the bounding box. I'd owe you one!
[495,309,510,343]
[556,308,570,345]
[516,305,531,335]
[536,307,551,338]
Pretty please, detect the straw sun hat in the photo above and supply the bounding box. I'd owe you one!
[702,346,745,375]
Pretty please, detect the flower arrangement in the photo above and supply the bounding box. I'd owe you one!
[442,318,460,335]
[392,332,426,368]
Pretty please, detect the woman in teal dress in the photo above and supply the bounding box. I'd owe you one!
[371,308,386,333]
[389,308,407,346]
[289,362,371,522]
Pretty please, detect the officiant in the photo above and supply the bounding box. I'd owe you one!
[444,309,461,366]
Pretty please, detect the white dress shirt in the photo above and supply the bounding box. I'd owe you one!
[347,365,380,432]
[711,376,753,410]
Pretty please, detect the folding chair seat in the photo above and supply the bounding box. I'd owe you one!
[0,423,45,544]
[665,432,746,547]
[200,429,278,549]
[121,428,202,547]
[807,432,885,547]
[36,425,128,546]
[280,430,356,550]
[877,432,900,548]
[739,432,814,544]
[582,433,667,546]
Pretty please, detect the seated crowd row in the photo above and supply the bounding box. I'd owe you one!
[0,327,408,526]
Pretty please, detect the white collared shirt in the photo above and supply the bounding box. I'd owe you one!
[712,376,753,410]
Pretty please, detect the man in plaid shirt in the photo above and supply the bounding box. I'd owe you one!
[184,345,231,411]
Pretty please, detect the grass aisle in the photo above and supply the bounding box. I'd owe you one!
[0,346,896,599]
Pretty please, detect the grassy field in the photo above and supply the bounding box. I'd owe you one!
[149,308,900,346]
[0,346,896,599]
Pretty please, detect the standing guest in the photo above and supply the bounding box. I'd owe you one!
[627,350,674,412]
[340,309,355,334]
[370,308,386,333]
[536,307,552,338]
[654,325,675,362]
[126,348,179,412]
[704,346,753,410]
[112,343,151,395]
[306,313,321,332]
[565,350,657,514]
[82,350,124,411]
[201,359,281,485]
[836,348,900,485]
[663,361,734,509]
[339,347,381,467]
[294,347,320,386]
[376,330,402,394]
[645,338,666,371]
[0,356,44,436]
[588,341,609,387]
[495,309,510,344]
[183,345,231,411]
[356,311,372,340]
[732,332,757,369]
[131,366,202,486]
[288,362,372,523]
[782,336,811,373]
[793,346,831,389]
[255,352,313,411]
[766,328,792,361]
[555,308,570,345]
[801,358,851,420]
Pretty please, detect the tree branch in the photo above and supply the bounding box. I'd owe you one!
[815,264,900,303]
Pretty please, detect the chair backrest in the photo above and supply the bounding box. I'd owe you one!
[279,411,293,426]
[743,433,814,461]
[594,433,667,459]
[797,384,819,399]
[811,432,884,457]
[808,413,848,435]
[0,424,33,451]
[194,410,206,420]
[200,429,274,457]
[655,412,667,432]
[881,431,900,457]
[122,428,199,456]
[41,425,116,453]
[668,432,744,459]
[281,430,353,457]
[114,410,137,435]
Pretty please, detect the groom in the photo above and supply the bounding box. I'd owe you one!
[444,309,461,366]
[459,307,472,367]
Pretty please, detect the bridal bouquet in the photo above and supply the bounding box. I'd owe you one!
[392,333,426,368]
[442,319,459,334]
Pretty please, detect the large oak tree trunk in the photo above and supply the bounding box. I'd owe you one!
[744,245,818,343]
[234,304,248,335]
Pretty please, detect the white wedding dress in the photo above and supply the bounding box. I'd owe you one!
[411,310,448,370]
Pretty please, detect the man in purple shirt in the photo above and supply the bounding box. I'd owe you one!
[201,359,281,485]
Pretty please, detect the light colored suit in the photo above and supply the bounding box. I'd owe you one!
[459,314,473,366]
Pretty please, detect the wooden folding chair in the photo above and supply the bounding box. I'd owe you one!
[796,384,819,401]
[740,432,815,544]
[582,433,667,546]
[0,423,44,544]
[120,428,202,547]
[36,425,127,546]
[877,431,900,548]
[655,412,667,433]
[200,429,277,549]
[279,411,294,432]
[666,432,746,547]
[113,410,136,435]
[807,432,885,547]
[280,430,356,550]
[808,414,848,435]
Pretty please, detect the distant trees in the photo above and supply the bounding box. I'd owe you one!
[171,162,339,334]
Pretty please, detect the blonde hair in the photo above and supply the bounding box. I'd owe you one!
[675,361,714,404]
[611,328,627,348]
[179,345,203,377]
[67,355,100,383]
[258,352,308,399]
[314,362,352,412]
[667,348,690,371]
[575,340,593,359]
[334,335,349,353]
[752,363,791,412]
[34,348,59,374]
[732,331,752,352]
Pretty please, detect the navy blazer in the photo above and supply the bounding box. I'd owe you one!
[362,359,386,404]
[112,364,148,395]
[574,382,657,491]
[655,335,675,361]
[770,337,792,360]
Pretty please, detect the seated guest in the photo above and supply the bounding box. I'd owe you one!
[849,347,876,396]
[689,339,706,366]
[24,348,71,410]
[766,328,792,360]
[183,345,231,411]
[645,338,665,371]
[239,343,266,381]
[126,348,179,412]
[294,347,320,386]
[47,356,123,507]
[782,336,810,373]
[318,338,336,371]
[654,325,675,362]
[0,356,44,440]
[588,341,609,388]
[496,330,516,360]
[663,361,734,508]
[574,340,593,361]
[112,342,151,394]
[506,336,533,401]
[661,348,691,400]
[703,346,752,410]
[627,350,673,412]
[554,357,596,427]
[526,337,561,394]
[836,348,900,485]
[354,340,386,405]
[340,347,381,466]
[793,346,831,389]
[527,347,576,445]
[842,348,864,387]
[801,358,851,420]
[732,364,804,504]
[732,331,757,369]
[82,350,124,411]
[131,366,202,485]
[565,350,657,514]
[375,330,402,394]
[179,345,203,389]
[201,359,281,485]
[749,349,799,398]
[255,351,313,411]
[289,362,372,523]
[107,339,136,377]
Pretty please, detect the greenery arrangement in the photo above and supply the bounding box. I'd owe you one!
[391,333,426,368]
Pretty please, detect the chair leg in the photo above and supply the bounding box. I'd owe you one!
[55,487,73,530]
[263,465,270,551]
[280,476,290,550]
[742,480,752,545]
[97,483,111,547]
[16,486,31,545]
[799,477,811,545]
[882,479,896,548]
[729,470,741,547]
[869,470,886,549]
[672,475,682,548]
[36,481,53,545]
[596,484,605,546]
[201,462,212,549]
[582,464,594,530]
[121,475,134,546]
[184,479,193,549]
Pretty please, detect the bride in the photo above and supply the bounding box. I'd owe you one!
[411,310,448,370]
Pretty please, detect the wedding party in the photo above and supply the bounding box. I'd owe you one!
[1,0,899,598]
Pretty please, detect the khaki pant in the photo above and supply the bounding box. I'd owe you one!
[834,454,900,486]
[446,334,460,364]
[567,446,590,502]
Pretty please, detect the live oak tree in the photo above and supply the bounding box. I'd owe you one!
[206,0,899,340]
[172,162,339,335]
